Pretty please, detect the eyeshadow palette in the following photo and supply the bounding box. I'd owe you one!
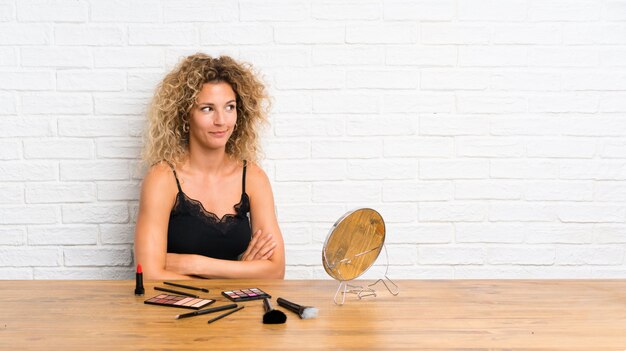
[222,288,271,302]
[144,294,215,310]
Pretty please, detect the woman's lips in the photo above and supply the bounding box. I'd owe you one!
[209,130,228,137]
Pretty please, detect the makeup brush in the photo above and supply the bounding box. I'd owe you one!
[262,298,286,324]
[276,297,318,319]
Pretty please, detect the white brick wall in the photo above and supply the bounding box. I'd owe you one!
[1,0,625,280]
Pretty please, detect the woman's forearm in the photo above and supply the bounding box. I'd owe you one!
[167,253,284,279]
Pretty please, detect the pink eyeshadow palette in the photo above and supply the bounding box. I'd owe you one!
[222,288,271,302]
[144,294,215,310]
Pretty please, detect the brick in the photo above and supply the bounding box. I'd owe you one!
[275,160,345,181]
[312,139,382,159]
[371,203,418,223]
[280,224,311,245]
[94,48,164,68]
[556,246,623,265]
[0,205,58,224]
[0,161,57,182]
[348,159,418,180]
[313,0,380,20]
[420,160,489,179]
[456,223,525,243]
[489,202,556,222]
[23,138,94,159]
[60,161,129,181]
[97,182,140,201]
[96,138,142,159]
[386,45,456,66]
[313,46,383,66]
[529,0,600,21]
[28,225,98,245]
[491,160,559,179]
[347,23,417,44]
[527,138,596,158]
[0,227,26,245]
[275,24,345,44]
[271,93,312,113]
[456,137,525,157]
[383,181,452,201]
[563,71,626,91]
[606,0,626,20]
[347,69,419,89]
[274,68,344,89]
[491,71,561,91]
[0,140,21,160]
[17,0,87,22]
[455,266,591,279]
[26,183,95,204]
[274,116,343,136]
[54,25,123,46]
[94,94,149,115]
[163,0,237,22]
[493,24,561,44]
[458,0,527,21]
[420,114,489,136]
[0,93,16,114]
[386,223,453,244]
[0,269,32,279]
[129,25,196,45]
[285,247,321,265]
[0,0,14,21]
[91,0,160,22]
[419,246,484,265]
[459,46,527,67]
[487,247,555,265]
[525,223,593,244]
[57,70,126,91]
[62,204,129,224]
[34,267,133,279]
[0,24,50,45]
[272,182,311,203]
[200,24,271,45]
[278,204,345,223]
[383,93,454,113]
[387,266,454,279]
[383,245,418,265]
[421,70,488,90]
[21,93,92,115]
[558,204,626,223]
[384,0,453,20]
[601,47,626,66]
[563,24,626,45]
[21,47,91,68]
[0,117,55,137]
[457,93,527,113]
[240,48,309,67]
[600,139,626,158]
[490,115,561,135]
[100,224,135,244]
[128,118,145,137]
[312,182,381,202]
[264,140,310,159]
[455,180,523,200]
[0,47,17,66]
[127,71,163,92]
[64,247,132,266]
[559,160,626,180]
[58,117,129,137]
[347,115,416,136]
[595,225,626,244]
[530,47,599,67]
[0,71,54,90]
[313,93,379,114]
[240,0,308,21]
[421,24,490,44]
[419,202,488,222]
[0,248,59,266]
[525,181,593,201]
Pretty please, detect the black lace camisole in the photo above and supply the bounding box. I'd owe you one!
[166,161,252,261]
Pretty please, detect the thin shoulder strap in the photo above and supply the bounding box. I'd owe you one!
[164,160,182,192]
[242,160,247,194]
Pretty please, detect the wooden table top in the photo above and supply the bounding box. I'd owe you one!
[1,279,626,350]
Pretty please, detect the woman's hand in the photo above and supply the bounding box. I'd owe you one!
[240,229,276,261]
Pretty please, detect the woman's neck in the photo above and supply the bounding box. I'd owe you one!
[186,145,232,176]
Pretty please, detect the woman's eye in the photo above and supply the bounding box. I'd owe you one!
[226,104,236,111]
[201,106,212,112]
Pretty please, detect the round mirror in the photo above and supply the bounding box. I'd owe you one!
[322,208,386,281]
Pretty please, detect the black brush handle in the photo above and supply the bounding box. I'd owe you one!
[277,297,302,314]
[262,298,274,312]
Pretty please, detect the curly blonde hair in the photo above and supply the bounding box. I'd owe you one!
[142,53,270,166]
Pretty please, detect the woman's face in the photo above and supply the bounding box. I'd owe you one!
[188,81,238,152]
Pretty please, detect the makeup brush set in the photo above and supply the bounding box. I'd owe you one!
[135,271,317,324]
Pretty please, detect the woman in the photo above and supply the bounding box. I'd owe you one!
[134,53,285,280]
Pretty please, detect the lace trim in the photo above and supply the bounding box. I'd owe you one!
[172,192,250,234]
